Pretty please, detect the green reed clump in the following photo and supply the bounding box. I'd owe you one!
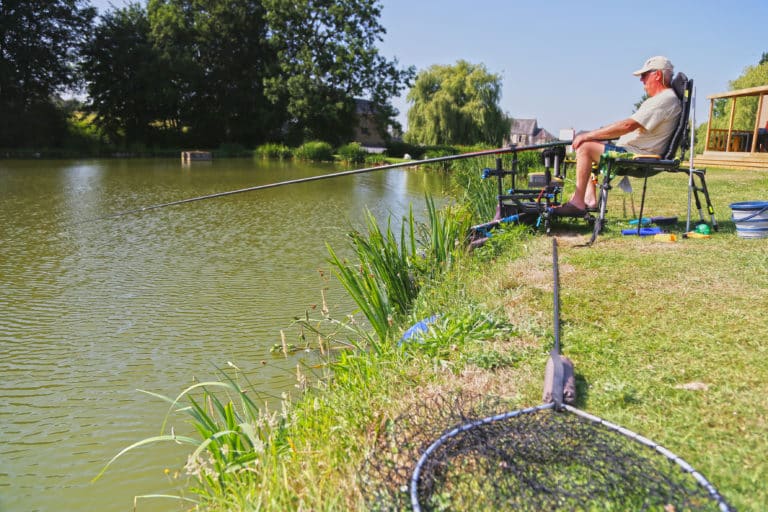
[337,142,368,164]
[420,194,473,272]
[327,195,472,343]
[327,208,419,342]
[94,370,278,506]
[447,155,501,222]
[294,141,334,162]
[364,153,388,165]
[254,143,293,160]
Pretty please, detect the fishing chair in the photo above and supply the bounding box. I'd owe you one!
[559,73,718,244]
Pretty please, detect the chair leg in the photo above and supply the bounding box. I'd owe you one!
[589,172,612,245]
[694,169,718,231]
[636,168,650,235]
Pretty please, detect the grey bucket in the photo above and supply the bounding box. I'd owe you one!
[730,201,768,239]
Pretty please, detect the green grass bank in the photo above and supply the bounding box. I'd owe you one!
[124,165,767,511]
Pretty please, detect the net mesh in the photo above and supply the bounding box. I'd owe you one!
[363,392,729,511]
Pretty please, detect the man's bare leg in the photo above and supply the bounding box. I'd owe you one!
[567,141,605,209]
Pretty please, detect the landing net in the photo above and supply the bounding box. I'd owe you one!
[363,391,731,511]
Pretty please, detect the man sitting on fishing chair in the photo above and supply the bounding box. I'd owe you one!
[553,56,681,216]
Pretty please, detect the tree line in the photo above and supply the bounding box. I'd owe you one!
[0,0,415,151]
[3,1,766,156]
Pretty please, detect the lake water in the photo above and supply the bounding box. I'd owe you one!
[0,157,449,512]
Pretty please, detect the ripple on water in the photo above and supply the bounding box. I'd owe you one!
[0,159,447,511]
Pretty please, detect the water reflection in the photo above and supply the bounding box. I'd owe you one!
[0,157,448,512]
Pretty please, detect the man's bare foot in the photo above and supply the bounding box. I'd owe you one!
[551,201,587,217]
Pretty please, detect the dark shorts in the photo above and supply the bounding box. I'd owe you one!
[603,142,628,153]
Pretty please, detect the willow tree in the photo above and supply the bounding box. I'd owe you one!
[405,60,510,146]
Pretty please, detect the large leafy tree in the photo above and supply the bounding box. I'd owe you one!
[147,0,278,145]
[0,0,95,147]
[726,60,768,130]
[710,55,768,131]
[81,3,178,146]
[405,60,510,146]
[695,53,768,154]
[263,0,414,145]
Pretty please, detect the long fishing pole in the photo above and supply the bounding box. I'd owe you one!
[97,140,570,221]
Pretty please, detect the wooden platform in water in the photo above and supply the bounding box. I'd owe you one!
[181,151,212,163]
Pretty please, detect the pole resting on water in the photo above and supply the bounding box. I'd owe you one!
[101,140,571,221]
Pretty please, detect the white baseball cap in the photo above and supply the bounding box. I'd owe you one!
[633,56,673,76]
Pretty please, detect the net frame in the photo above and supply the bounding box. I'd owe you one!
[408,401,731,511]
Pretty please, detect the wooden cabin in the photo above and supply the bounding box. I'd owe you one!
[694,85,768,170]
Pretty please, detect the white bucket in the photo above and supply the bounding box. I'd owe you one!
[730,201,768,239]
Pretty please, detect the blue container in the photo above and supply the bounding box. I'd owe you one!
[621,226,662,236]
[730,201,768,239]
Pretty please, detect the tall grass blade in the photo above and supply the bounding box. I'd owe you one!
[93,434,198,483]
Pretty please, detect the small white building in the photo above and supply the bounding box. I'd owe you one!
[559,128,575,152]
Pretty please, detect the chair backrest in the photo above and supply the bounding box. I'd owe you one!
[662,72,693,160]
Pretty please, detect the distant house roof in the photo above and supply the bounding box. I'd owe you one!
[510,118,539,136]
[507,118,556,145]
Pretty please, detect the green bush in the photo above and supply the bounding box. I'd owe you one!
[364,153,388,165]
[337,142,367,164]
[254,143,293,160]
[423,145,459,159]
[419,145,460,171]
[65,111,105,152]
[385,140,424,159]
[294,141,334,162]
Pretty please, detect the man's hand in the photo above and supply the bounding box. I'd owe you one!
[572,133,589,150]
[572,118,642,150]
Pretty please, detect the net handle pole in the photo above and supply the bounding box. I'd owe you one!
[552,238,561,353]
[548,238,565,408]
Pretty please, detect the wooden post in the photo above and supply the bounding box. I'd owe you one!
[705,99,714,151]
[751,93,765,154]
[725,97,737,152]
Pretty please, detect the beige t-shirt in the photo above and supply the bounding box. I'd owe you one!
[616,88,682,156]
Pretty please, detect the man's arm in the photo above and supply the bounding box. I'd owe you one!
[572,118,642,150]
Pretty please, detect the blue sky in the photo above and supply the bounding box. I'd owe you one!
[91,0,767,136]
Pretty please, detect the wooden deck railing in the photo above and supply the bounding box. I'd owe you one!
[706,128,757,152]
